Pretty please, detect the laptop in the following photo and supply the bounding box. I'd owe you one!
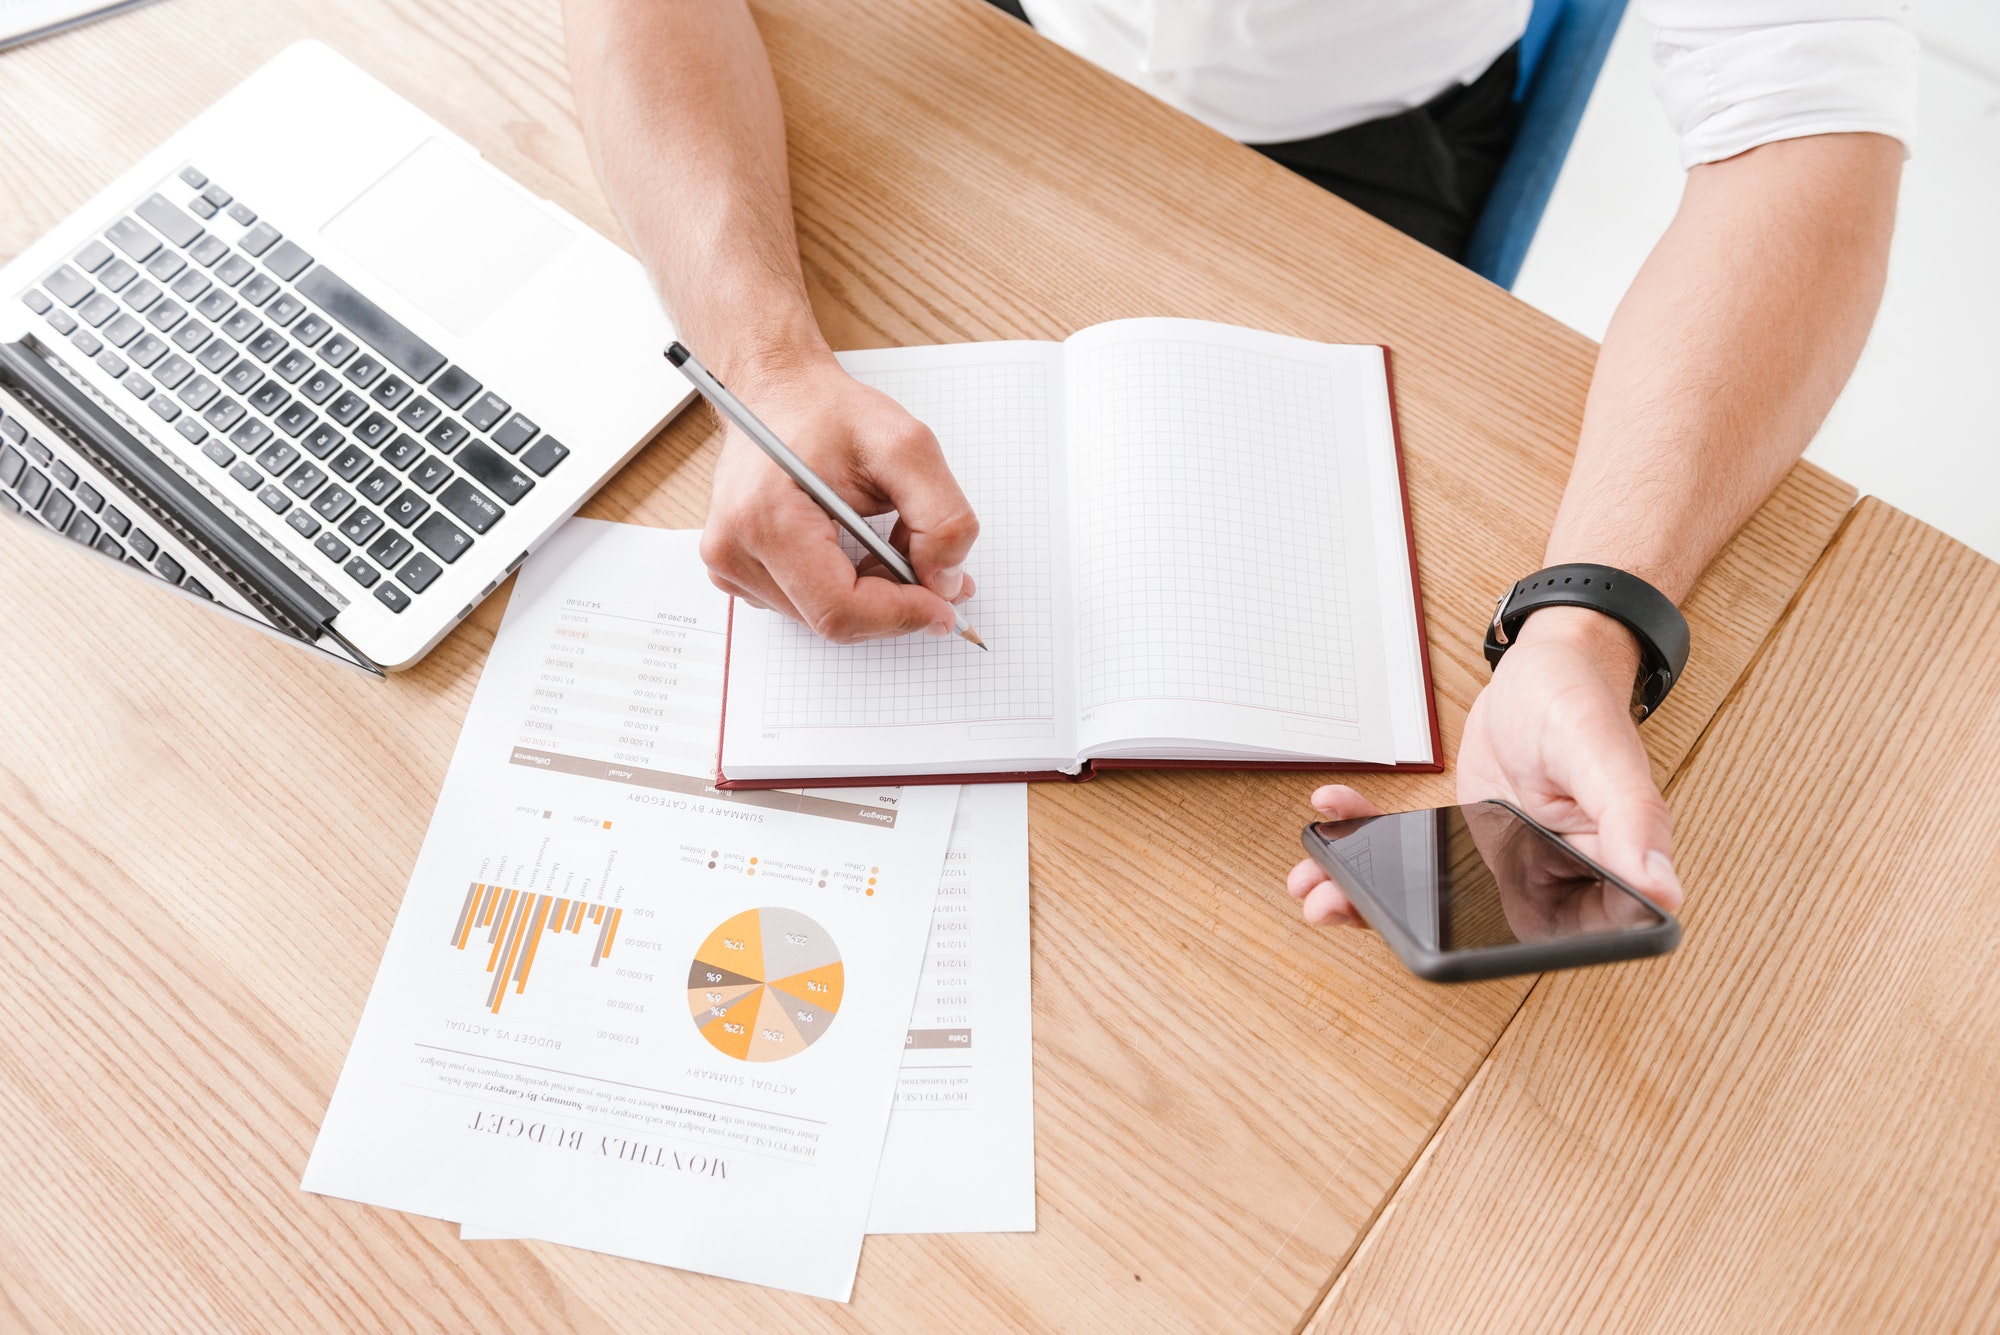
[0,40,694,674]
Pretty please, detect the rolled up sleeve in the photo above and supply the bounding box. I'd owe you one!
[1640,1,1919,167]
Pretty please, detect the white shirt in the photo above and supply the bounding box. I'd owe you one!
[1018,0,1918,166]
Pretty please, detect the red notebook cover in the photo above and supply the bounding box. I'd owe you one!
[714,347,1443,790]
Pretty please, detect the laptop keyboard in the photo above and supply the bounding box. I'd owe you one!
[14,165,570,615]
[0,403,215,600]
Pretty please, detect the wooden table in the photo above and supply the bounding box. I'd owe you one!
[0,1,1881,1330]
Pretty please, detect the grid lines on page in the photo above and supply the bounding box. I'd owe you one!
[760,361,1057,728]
[1072,338,1360,721]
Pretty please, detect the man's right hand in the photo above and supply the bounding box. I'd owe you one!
[697,352,980,643]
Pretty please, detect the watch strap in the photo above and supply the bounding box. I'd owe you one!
[1483,563,1690,721]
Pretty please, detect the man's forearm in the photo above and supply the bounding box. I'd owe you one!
[1546,132,1902,607]
[564,0,826,381]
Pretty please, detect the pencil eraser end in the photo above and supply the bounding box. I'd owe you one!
[665,342,689,367]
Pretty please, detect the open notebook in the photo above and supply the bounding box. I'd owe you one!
[718,318,1439,786]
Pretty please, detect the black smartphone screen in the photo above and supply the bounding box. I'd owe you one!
[1311,803,1669,954]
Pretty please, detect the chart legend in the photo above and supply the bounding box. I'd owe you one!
[450,882,623,1013]
[689,907,844,1062]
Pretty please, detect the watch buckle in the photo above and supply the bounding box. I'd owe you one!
[1488,588,1516,647]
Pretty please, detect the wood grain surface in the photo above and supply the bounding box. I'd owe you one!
[1310,498,2000,1334]
[0,0,1853,1330]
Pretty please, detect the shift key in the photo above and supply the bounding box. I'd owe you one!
[437,477,503,534]
[452,441,533,505]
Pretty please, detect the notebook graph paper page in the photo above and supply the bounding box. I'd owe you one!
[722,343,1077,778]
[1065,319,1395,762]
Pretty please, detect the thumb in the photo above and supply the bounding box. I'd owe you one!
[873,422,979,601]
[1563,738,1683,913]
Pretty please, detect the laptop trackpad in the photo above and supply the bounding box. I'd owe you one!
[321,138,574,338]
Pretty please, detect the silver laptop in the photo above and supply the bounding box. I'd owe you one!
[0,40,693,673]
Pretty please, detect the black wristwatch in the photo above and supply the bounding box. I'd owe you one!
[1483,563,1690,721]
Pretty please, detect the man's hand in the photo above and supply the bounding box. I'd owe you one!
[699,354,978,642]
[1286,606,1685,929]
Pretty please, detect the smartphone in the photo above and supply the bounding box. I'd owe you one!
[1300,801,1680,982]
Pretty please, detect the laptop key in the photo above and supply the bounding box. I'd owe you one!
[21,289,52,315]
[340,507,385,545]
[231,420,274,452]
[179,166,208,189]
[317,332,356,367]
[98,258,137,292]
[227,203,255,226]
[182,577,211,600]
[413,512,473,564]
[396,396,439,431]
[95,351,128,380]
[285,507,320,539]
[171,321,208,353]
[265,241,313,282]
[0,445,22,486]
[239,222,281,257]
[96,534,125,560]
[54,461,79,489]
[436,478,502,534]
[368,531,413,569]
[520,436,568,477]
[464,392,508,432]
[273,348,312,384]
[266,293,305,328]
[356,466,398,505]
[67,512,99,547]
[298,368,338,404]
[215,253,253,287]
[178,375,219,410]
[428,366,481,410]
[145,250,185,283]
[128,529,158,561]
[103,313,143,348]
[105,217,160,262]
[101,505,130,537]
[41,488,75,531]
[454,441,533,504]
[128,334,168,369]
[69,329,103,358]
[314,531,350,563]
[221,362,262,395]
[153,353,193,388]
[197,340,236,374]
[313,485,356,522]
[354,412,394,449]
[145,300,186,332]
[343,556,379,588]
[148,396,181,423]
[136,194,203,247]
[74,241,113,273]
[276,403,316,438]
[239,273,279,308]
[154,552,184,584]
[384,488,430,529]
[170,269,211,302]
[228,461,261,490]
[195,289,237,323]
[46,308,77,335]
[247,328,286,363]
[397,552,443,593]
[256,484,290,515]
[175,418,208,447]
[301,423,342,459]
[201,439,234,468]
[491,413,538,453]
[344,353,385,389]
[75,481,103,513]
[189,234,228,267]
[0,418,23,445]
[284,462,326,499]
[121,279,161,312]
[381,433,422,471]
[17,468,49,508]
[257,442,299,475]
[296,267,445,382]
[78,293,117,328]
[122,375,153,401]
[220,309,260,342]
[374,582,410,613]
[328,444,369,482]
[44,265,93,306]
[409,455,452,494]
[327,390,367,425]
[369,373,413,410]
[292,312,330,348]
[424,417,468,453]
[247,377,288,413]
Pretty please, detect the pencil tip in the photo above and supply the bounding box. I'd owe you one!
[962,627,988,650]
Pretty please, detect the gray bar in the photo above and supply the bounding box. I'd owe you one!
[904,1028,973,1050]
[508,747,897,828]
[449,883,478,947]
[486,895,529,1010]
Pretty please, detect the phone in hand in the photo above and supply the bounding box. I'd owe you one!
[1300,800,1681,982]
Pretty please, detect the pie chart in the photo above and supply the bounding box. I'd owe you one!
[688,907,844,1062]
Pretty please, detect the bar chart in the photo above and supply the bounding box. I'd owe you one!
[450,881,624,1014]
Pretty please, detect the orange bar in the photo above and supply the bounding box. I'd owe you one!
[485,889,519,972]
[514,895,555,993]
[600,908,623,960]
[549,898,569,933]
[490,895,534,1014]
[569,901,585,933]
[591,904,603,924]
[454,884,483,950]
[477,883,499,928]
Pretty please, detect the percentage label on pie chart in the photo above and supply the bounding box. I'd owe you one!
[688,907,844,1062]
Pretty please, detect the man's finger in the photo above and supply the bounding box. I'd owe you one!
[1309,785,1386,821]
[1554,725,1684,912]
[867,425,978,600]
[769,528,957,643]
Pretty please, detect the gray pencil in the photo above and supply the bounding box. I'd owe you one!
[666,342,987,650]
